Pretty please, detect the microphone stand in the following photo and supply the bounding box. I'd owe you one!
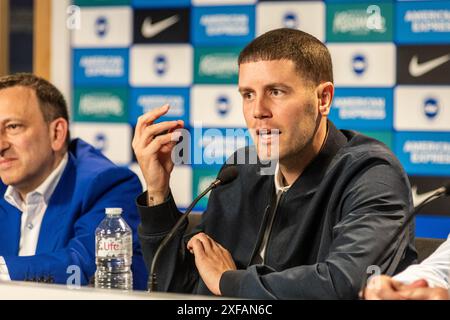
[148,180,222,292]
[359,187,448,299]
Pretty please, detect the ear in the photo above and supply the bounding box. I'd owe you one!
[316,82,334,116]
[49,118,68,152]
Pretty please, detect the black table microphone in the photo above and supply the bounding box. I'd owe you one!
[359,183,450,298]
[148,165,239,292]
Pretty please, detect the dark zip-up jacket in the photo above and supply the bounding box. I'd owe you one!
[137,122,417,299]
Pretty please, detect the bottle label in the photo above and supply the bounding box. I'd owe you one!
[97,237,131,257]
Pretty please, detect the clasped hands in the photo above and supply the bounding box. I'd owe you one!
[362,275,449,300]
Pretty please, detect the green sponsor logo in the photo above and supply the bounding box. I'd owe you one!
[327,3,393,42]
[74,0,130,6]
[74,88,128,122]
[361,131,393,150]
[194,47,241,84]
[192,167,221,210]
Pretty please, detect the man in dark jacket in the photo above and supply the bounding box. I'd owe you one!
[133,28,416,299]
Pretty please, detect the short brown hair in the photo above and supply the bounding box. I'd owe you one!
[238,28,333,86]
[0,73,70,145]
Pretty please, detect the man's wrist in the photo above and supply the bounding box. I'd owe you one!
[147,190,168,206]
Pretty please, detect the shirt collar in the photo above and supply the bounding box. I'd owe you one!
[4,153,68,210]
[274,162,291,194]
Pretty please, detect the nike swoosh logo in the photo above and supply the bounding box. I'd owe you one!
[409,54,450,77]
[141,15,179,38]
[411,185,445,207]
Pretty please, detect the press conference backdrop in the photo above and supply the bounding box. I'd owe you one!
[69,0,450,238]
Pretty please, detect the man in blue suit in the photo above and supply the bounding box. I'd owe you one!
[0,73,147,290]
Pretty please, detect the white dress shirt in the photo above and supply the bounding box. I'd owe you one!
[394,234,450,289]
[0,154,68,281]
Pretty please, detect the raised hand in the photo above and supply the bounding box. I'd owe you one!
[132,104,184,205]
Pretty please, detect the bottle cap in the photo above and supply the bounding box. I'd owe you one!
[105,208,123,215]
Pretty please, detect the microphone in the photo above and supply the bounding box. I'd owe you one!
[360,182,450,298]
[148,165,239,292]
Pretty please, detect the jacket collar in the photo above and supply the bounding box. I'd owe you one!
[35,152,77,253]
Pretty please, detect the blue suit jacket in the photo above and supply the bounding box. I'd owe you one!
[0,139,148,290]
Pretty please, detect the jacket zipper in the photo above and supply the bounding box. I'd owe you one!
[247,204,271,267]
[263,191,285,265]
[247,183,276,267]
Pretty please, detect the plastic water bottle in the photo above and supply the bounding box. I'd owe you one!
[95,208,133,290]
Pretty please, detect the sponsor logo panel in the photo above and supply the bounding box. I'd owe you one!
[71,7,132,48]
[192,166,221,211]
[129,87,190,125]
[133,8,190,43]
[74,0,130,6]
[193,0,256,5]
[409,175,450,216]
[73,87,128,123]
[394,86,450,132]
[256,1,325,41]
[190,85,246,128]
[73,49,129,85]
[170,165,194,209]
[128,163,146,190]
[328,43,396,87]
[71,123,132,165]
[320,0,381,2]
[194,47,240,84]
[132,0,190,8]
[191,6,255,46]
[359,131,393,150]
[395,132,450,176]
[415,216,450,239]
[192,127,251,167]
[397,45,450,85]
[329,88,393,131]
[326,2,393,42]
[130,44,193,86]
[396,1,450,44]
